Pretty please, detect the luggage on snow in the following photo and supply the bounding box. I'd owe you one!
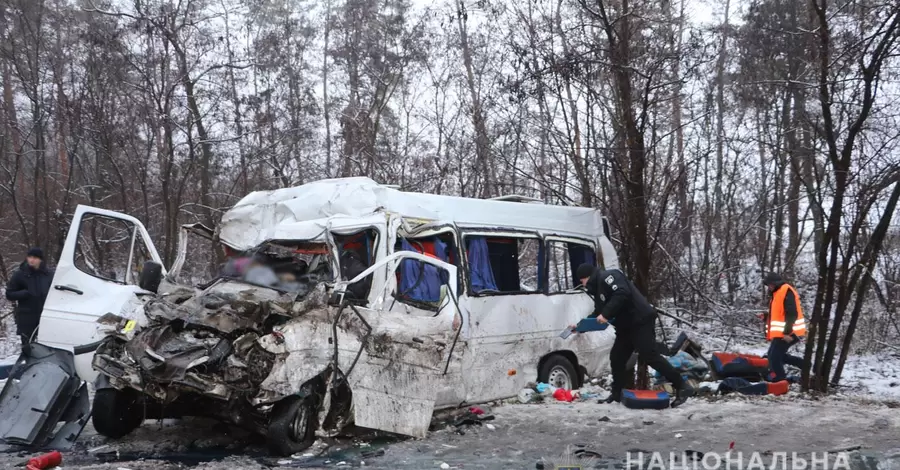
[710,352,768,380]
[621,389,671,410]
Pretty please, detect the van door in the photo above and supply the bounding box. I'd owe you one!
[335,252,464,438]
[37,205,164,382]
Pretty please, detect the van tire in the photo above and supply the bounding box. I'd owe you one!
[92,388,144,439]
[538,355,578,390]
[267,395,318,456]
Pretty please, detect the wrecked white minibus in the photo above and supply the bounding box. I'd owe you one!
[41,177,620,455]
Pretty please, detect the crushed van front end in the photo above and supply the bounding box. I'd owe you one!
[90,278,344,444]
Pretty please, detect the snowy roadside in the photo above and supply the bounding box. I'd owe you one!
[0,318,899,468]
[0,391,894,469]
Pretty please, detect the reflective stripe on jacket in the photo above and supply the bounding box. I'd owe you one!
[766,284,807,340]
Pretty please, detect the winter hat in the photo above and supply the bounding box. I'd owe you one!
[763,272,784,286]
[576,263,595,281]
[26,247,44,260]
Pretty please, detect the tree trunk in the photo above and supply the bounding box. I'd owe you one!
[832,180,900,385]
[456,0,494,199]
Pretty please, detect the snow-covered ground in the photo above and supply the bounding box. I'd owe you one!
[0,390,896,469]
[0,313,898,469]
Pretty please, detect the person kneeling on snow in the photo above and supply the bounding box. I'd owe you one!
[762,273,807,382]
[573,264,694,408]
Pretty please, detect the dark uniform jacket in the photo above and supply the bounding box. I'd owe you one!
[585,268,657,331]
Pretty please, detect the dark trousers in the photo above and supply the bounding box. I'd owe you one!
[767,336,804,382]
[609,321,685,395]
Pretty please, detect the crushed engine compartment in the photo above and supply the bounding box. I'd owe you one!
[93,242,335,410]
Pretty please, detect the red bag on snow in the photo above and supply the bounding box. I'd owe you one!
[553,389,575,402]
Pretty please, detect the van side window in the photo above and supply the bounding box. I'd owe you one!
[547,240,596,293]
[465,235,542,294]
[393,235,457,310]
[334,229,378,302]
[74,213,152,285]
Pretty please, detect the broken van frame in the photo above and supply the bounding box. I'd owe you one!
[137,211,613,440]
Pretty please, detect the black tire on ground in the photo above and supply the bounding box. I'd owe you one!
[267,395,318,456]
[92,388,144,439]
[538,354,579,390]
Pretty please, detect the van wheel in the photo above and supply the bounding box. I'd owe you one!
[538,355,578,390]
[92,388,144,439]
[267,395,318,456]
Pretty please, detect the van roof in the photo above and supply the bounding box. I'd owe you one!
[218,177,608,249]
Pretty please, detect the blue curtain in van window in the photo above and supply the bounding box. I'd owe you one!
[568,244,596,286]
[399,239,442,302]
[467,237,498,292]
[432,238,451,285]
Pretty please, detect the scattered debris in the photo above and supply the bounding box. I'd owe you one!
[439,462,450,469]
[485,424,496,431]
[518,389,535,403]
[574,449,602,459]
[361,449,385,459]
[23,450,62,469]
[684,450,705,460]
[828,445,863,453]
[675,433,683,439]
[452,409,495,429]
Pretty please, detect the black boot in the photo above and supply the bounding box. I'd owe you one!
[599,391,621,404]
[670,385,694,408]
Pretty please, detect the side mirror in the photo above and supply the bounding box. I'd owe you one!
[139,261,163,293]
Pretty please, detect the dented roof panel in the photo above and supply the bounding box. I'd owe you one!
[219,177,606,250]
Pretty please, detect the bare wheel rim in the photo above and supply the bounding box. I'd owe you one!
[290,402,309,441]
[548,365,572,390]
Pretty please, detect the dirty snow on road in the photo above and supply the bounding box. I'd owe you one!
[0,385,899,469]
[2,318,900,469]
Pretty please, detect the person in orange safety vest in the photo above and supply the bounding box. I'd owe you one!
[762,273,807,382]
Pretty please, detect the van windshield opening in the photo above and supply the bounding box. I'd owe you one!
[221,241,333,297]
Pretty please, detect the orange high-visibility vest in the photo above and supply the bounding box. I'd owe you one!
[766,284,807,340]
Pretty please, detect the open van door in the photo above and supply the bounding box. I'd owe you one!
[328,251,464,438]
[37,205,165,382]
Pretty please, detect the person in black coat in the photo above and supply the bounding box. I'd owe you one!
[5,248,54,348]
[574,264,694,408]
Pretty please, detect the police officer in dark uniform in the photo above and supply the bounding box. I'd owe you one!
[574,264,693,408]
